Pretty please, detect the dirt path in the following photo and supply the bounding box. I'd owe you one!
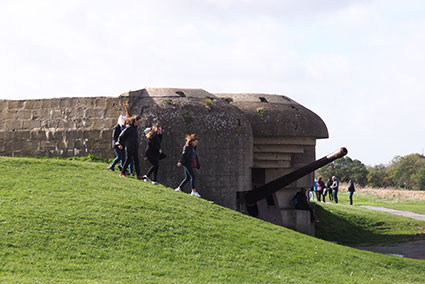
[356,205,425,260]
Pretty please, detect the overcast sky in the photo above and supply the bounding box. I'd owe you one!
[1,0,425,165]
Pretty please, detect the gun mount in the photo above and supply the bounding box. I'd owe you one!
[237,147,347,225]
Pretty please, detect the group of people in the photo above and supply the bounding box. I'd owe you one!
[311,176,355,205]
[107,114,202,197]
[292,175,356,223]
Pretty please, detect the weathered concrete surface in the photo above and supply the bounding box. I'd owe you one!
[122,88,253,210]
[215,93,328,236]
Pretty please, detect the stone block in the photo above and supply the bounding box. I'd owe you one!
[17,109,32,120]
[22,120,41,129]
[23,100,43,109]
[59,98,76,108]
[49,109,64,119]
[7,100,25,109]
[41,99,60,109]
[0,100,8,111]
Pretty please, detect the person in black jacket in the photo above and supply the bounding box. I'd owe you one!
[116,115,143,179]
[330,176,339,203]
[347,178,355,205]
[326,177,333,201]
[292,188,319,223]
[108,115,126,171]
[174,134,201,197]
[142,123,163,185]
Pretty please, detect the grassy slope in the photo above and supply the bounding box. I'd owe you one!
[0,157,424,284]
[313,201,425,246]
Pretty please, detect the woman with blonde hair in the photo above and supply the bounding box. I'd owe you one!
[175,134,201,197]
[142,123,163,185]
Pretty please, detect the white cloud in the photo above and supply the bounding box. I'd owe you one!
[1,0,425,164]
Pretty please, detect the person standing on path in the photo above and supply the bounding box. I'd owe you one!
[347,178,355,205]
[174,134,201,197]
[330,176,339,203]
[142,123,164,185]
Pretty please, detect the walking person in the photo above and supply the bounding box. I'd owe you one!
[142,123,163,185]
[330,176,339,203]
[108,115,126,171]
[174,134,201,197]
[316,176,325,202]
[326,177,333,201]
[116,115,143,179]
[347,178,355,205]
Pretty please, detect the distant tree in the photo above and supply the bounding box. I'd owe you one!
[414,164,425,190]
[388,154,425,190]
[316,156,368,186]
[367,164,391,188]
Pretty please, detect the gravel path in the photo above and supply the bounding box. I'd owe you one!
[356,206,425,260]
[359,205,425,221]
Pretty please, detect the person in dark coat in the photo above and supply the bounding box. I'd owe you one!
[116,115,143,179]
[347,178,355,205]
[142,123,163,185]
[292,188,319,222]
[330,176,339,203]
[174,134,201,197]
[326,177,333,201]
[108,115,126,171]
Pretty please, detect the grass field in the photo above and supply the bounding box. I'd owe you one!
[336,186,425,215]
[0,156,425,283]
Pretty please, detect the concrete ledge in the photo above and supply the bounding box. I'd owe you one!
[280,209,315,236]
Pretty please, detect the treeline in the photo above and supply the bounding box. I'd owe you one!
[316,153,425,190]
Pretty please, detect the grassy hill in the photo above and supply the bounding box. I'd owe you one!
[0,156,424,284]
[313,202,425,246]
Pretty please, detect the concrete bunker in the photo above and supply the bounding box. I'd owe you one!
[0,88,331,235]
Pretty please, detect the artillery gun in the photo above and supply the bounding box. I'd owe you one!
[237,147,348,225]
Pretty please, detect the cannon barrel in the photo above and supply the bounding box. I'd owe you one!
[243,147,348,205]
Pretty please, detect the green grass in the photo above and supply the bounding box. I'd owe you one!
[1,157,425,283]
[340,191,425,215]
[313,201,425,246]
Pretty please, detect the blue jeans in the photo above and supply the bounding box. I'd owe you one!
[349,191,354,205]
[110,147,125,169]
[178,165,196,189]
[332,190,338,203]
